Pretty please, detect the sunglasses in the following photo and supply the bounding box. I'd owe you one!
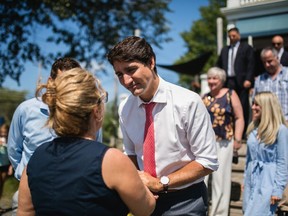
[97,91,108,104]
[272,42,282,46]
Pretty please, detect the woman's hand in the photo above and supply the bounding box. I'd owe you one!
[233,139,242,151]
[270,196,281,205]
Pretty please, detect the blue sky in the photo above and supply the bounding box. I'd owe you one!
[2,0,209,100]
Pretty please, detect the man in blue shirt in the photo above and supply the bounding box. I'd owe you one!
[7,57,102,215]
[253,46,288,121]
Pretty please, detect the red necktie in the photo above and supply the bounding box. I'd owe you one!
[143,102,156,177]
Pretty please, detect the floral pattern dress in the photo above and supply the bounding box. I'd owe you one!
[202,89,234,141]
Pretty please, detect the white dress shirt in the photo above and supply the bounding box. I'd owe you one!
[119,77,218,189]
[228,41,240,77]
[278,47,284,61]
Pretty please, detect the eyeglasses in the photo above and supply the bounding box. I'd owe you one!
[272,42,282,46]
[97,91,108,104]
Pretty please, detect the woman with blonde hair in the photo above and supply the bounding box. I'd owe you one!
[17,68,156,216]
[243,92,288,216]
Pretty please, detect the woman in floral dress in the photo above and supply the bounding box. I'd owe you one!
[202,67,244,216]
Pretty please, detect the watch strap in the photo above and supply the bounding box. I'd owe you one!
[163,183,168,193]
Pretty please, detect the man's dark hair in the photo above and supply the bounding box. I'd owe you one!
[228,27,239,34]
[107,36,157,74]
[50,57,81,80]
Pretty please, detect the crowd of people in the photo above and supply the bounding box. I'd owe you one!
[212,29,288,216]
[0,29,286,216]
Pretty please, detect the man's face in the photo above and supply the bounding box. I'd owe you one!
[113,59,158,102]
[272,36,283,52]
[261,50,280,75]
[228,30,240,45]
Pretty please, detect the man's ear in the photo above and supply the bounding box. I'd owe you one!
[150,58,155,70]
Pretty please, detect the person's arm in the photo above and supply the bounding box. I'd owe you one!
[139,96,218,192]
[231,90,245,150]
[102,148,156,216]
[18,167,35,216]
[138,161,212,193]
[244,45,255,87]
[119,116,140,170]
[7,104,24,176]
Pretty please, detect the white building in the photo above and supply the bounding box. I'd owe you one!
[221,0,288,74]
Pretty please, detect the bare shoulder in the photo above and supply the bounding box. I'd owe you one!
[104,148,129,162]
[103,148,135,172]
[102,148,138,189]
[230,89,239,98]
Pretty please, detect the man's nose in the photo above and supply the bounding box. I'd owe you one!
[123,74,132,86]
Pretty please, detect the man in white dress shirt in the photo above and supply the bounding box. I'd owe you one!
[107,36,218,215]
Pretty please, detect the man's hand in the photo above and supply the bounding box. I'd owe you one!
[138,171,162,193]
[243,80,251,88]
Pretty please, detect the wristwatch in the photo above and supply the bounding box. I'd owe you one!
[160,176,170,193]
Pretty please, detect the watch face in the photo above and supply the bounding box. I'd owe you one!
[160,176,169,185]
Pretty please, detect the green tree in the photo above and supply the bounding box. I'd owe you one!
[176,0,227,91]
[0,0,172,87]
[102,101,119,144]
[0,88,27,124]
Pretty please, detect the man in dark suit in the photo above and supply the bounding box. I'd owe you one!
[216,27,255,139]
[272,35,288,66]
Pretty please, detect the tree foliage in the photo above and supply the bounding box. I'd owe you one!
[0,0,171,87]
[102,101,119,144]
[0,88,27,124]
[176,0,227,91]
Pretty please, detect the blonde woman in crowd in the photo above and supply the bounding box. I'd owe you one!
[17,68,155,216]
[243,92,288,216]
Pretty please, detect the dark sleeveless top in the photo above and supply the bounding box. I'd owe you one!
[202,89,234,141]
[27,137,129,216]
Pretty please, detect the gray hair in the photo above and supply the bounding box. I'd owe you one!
[261,46,278,59]
[207,67,226,84]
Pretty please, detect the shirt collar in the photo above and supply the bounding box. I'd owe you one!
[231,41,240,49]
[278,47,284,58]
[264,66,285,79]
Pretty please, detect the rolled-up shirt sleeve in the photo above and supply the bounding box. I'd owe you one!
[186,95,219,171]
[7,104,24,176]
